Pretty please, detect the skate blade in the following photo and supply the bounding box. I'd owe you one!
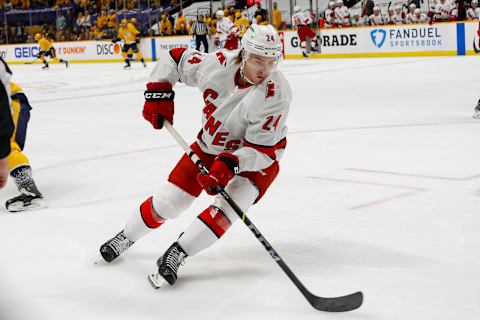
[94,255,106,265]
[7,199,47,212]
[148,273,166,289]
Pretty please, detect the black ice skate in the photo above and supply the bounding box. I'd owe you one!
[473,99,480,119]
[98,230,134,263]
[42,64,49,70]
[148,242,187,288]
[7,165,45,212]
[302,51,308,58]
[6,185,45,212]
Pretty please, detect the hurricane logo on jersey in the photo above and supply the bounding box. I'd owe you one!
[370,29,387,49]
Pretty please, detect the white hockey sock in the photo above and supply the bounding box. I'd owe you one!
[124,183,195,242]
[178,216,220,256]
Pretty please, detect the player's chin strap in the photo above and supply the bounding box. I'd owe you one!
[239,51,256,85]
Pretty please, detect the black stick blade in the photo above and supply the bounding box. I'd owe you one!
[309,291,363,312]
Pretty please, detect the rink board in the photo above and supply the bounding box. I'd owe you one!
[0,21,478,63]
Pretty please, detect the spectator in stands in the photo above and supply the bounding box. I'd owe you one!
[255,15,268,25]
[26,33,34,43]
[83,9,92,28]
[175,11,187,35]
[159,14,172,36]
[56,12,67,41]
[76,12,85,29]
[254,2,268,22]
[272,2,283,30]
[234,10,249,37]
[14,23,25,43]
[107,9,117,32]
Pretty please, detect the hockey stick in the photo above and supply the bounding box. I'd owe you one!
[24,57,39,64]
[160,121,363,312]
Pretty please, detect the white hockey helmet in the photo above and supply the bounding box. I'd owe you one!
[472,0,478,4]
[414,8,420,13]
[409,3,416,8]
[216,10,224,18]
[294,6,301,13]
[241,24,283,58]
[394,4,402,10]
[335,0,343,4]
[328,1,335,7]
[373,6,380,11]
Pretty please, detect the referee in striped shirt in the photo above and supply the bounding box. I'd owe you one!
[192,15,210,53]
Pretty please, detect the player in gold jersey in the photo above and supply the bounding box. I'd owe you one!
[112,19,146,69]
[5,82,45,212]
[34,33,69,70]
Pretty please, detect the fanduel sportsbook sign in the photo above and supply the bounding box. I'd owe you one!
[371,26,443,49]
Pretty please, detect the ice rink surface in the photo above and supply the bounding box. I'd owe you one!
[0,55,479,320]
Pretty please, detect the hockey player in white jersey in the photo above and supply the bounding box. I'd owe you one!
[215,10,240,50]
[392,5,406,24]
[292,6,319,57]
[369,6,385,25]
[467,0,480,20]
[350,12,367,26]
[433,0,454,22]
[410,8,430,23]
[385,7,395,25]
[405,3,417,23]
[334,0,351,27]
[324,1,336,28]
[98,25,292,287]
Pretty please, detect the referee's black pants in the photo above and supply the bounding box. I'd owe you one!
[195,35,209,53]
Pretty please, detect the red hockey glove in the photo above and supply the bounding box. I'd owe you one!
[143,82,175,129]
[197,153,239,195]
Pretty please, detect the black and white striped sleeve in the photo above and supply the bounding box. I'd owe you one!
[0,57,13,159]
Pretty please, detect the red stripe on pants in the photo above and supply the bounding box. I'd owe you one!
[198,206,231,238]
[140,196,165,229]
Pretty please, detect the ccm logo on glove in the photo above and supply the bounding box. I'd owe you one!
[144,92,175,100]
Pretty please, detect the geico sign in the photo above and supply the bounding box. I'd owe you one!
[290,34,357,47]
[97,43,121,55]
[14,46,39,58]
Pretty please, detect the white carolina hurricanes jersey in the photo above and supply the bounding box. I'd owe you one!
[369,13,385,25]
[292,11,313,29]
[350,16,367,27]
[324,9,335,25]
[149,49,291,173]
[434,2,454,20]
[391,13,405,24]
[334,6,350,25]
[410,13,430,23]
[467,7,480,20]
[216,18,239,41]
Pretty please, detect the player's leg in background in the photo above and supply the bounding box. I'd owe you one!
[298,27,308,57]
[133,45,146,67]
[37,52,49,69]
[121,45,131,68]
[51,48,69,68]
[6,91,45,212]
